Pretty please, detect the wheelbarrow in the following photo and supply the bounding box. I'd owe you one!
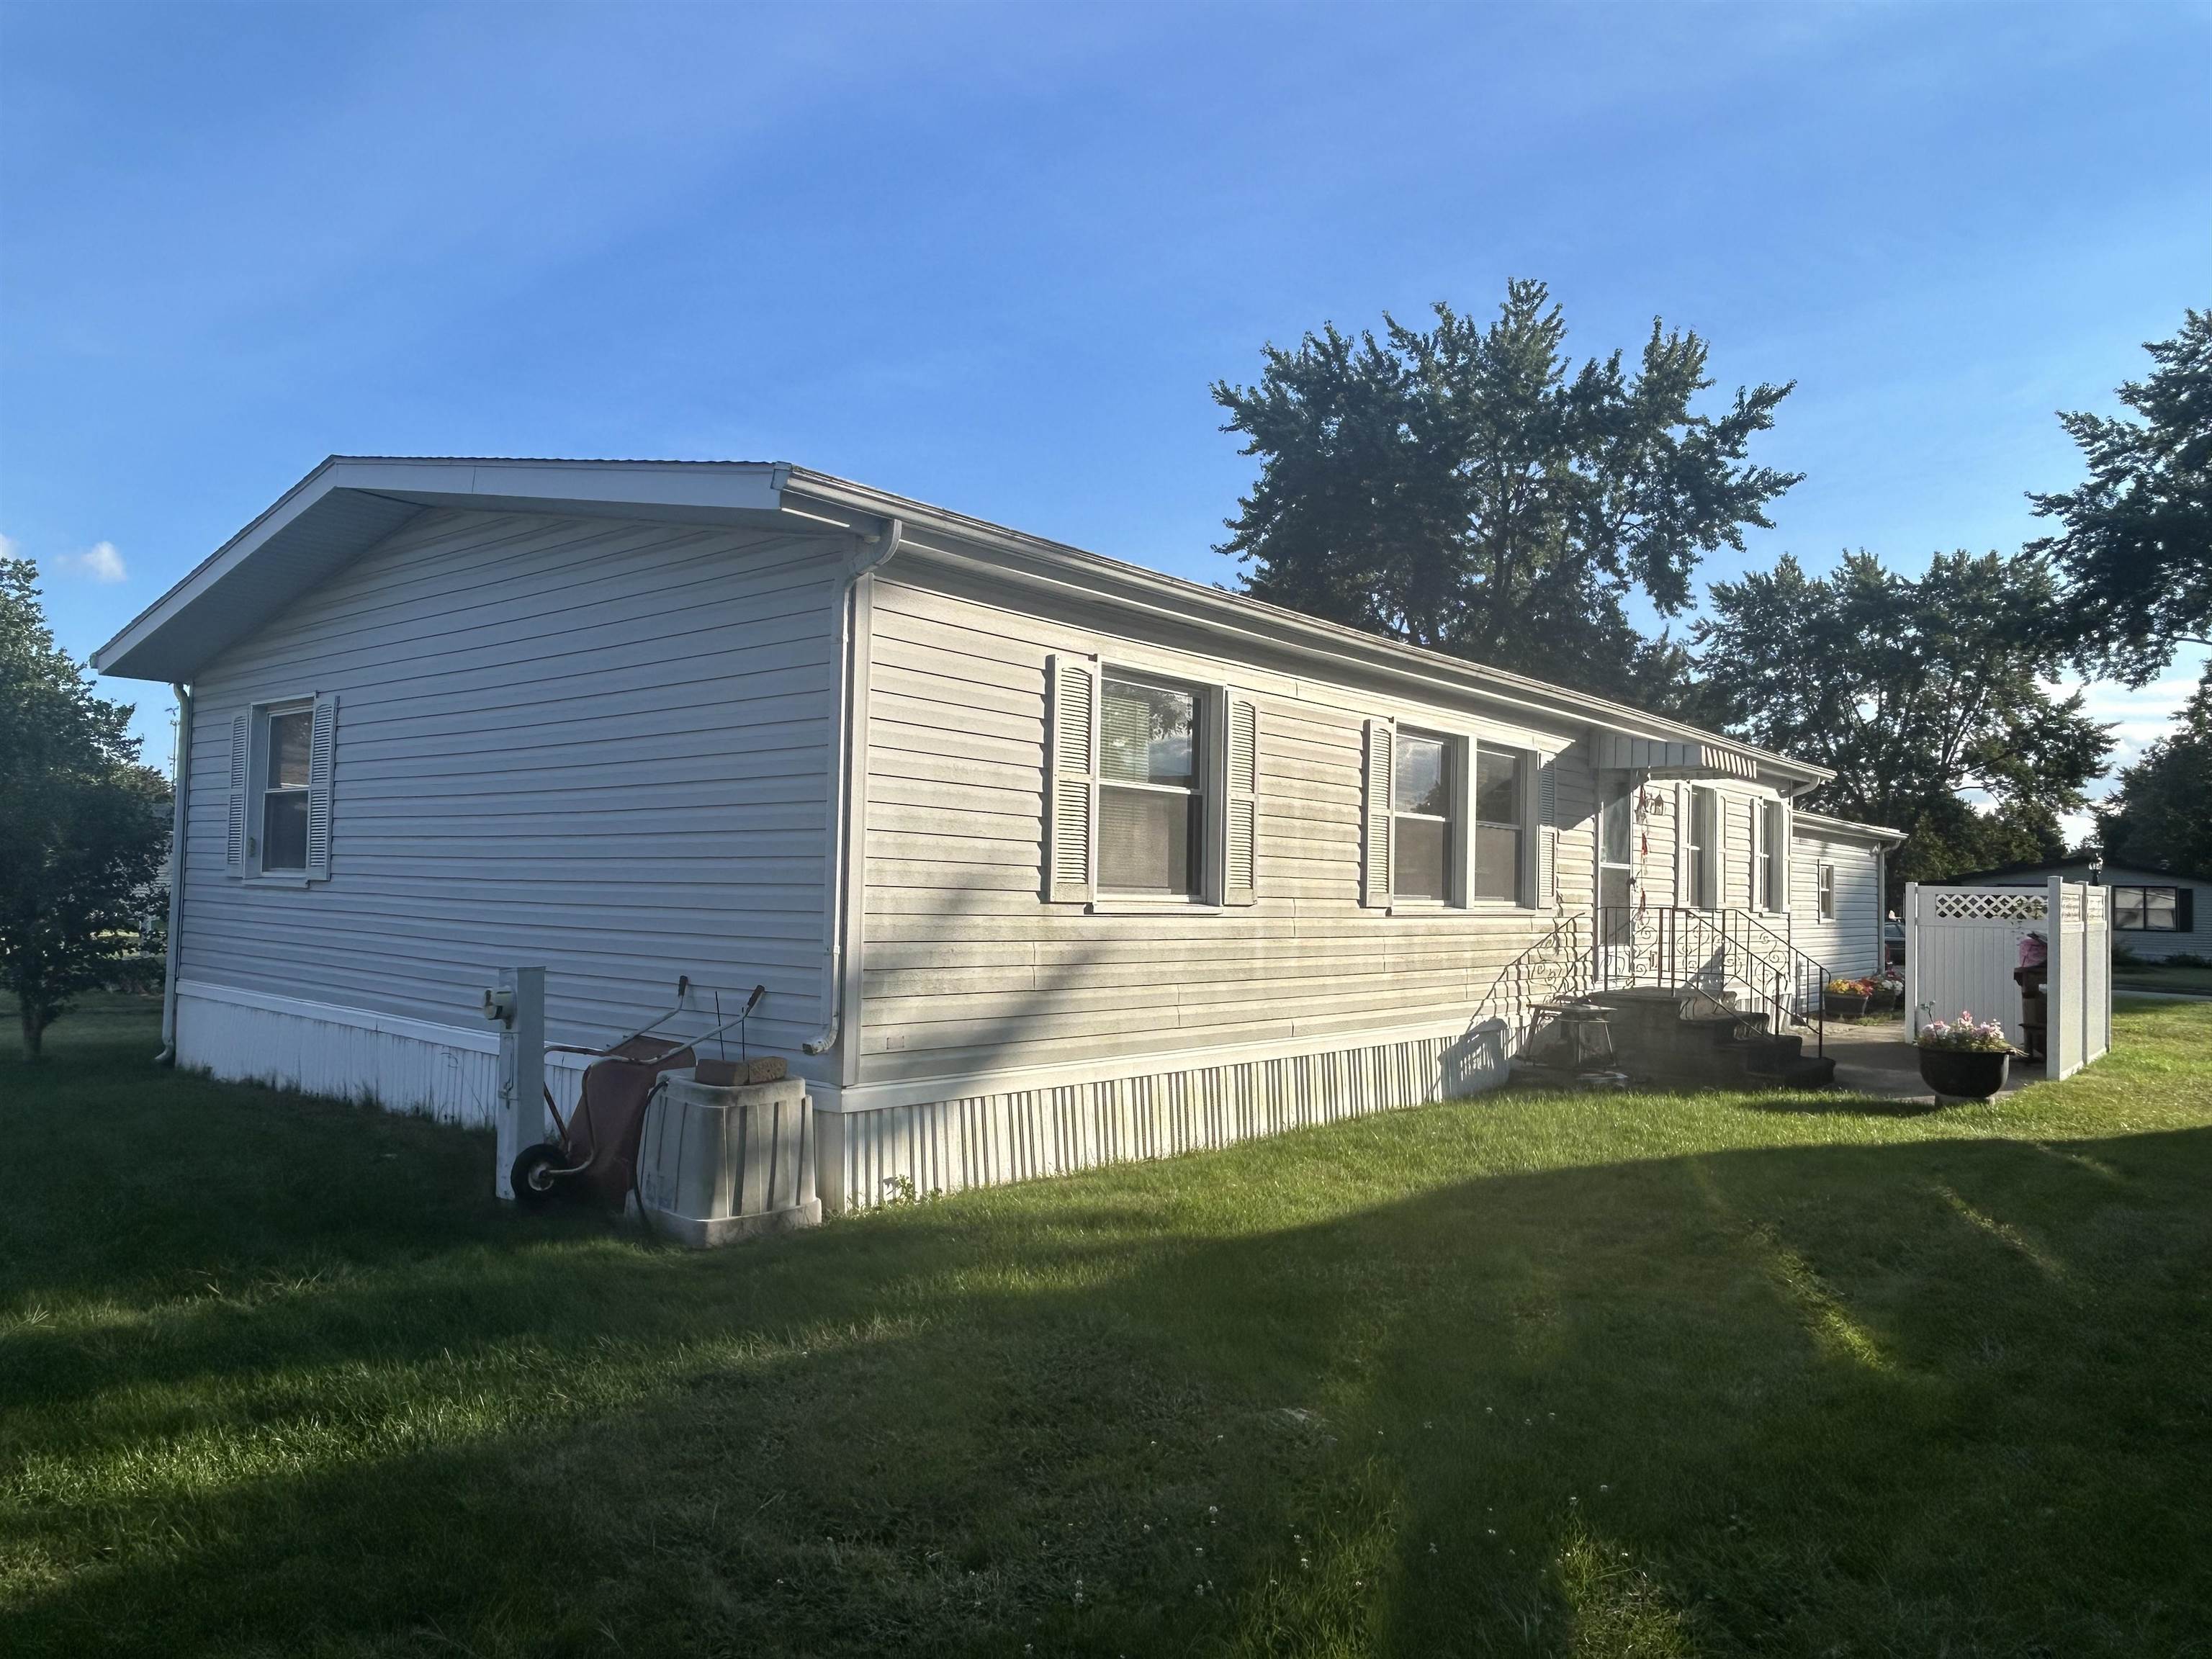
[511,983,765,1210]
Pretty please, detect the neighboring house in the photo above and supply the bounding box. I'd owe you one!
[94,457,1903,1210]
[1949,858,2206,961]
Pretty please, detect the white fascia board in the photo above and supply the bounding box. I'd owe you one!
[1791,811,1909,846]
[785,469,1833,786]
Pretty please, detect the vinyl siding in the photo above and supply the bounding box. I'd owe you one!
[1790,830,1884,978]
[1959,863,2209,962]
[180,508,843,1066]
[855,575,1602,1088]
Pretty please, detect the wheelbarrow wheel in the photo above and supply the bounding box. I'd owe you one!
[511,1143,568,1209]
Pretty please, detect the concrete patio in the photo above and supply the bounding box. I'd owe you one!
[1818,1016,2045,1105]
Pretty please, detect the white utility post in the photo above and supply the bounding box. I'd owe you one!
[487,966,546,1201]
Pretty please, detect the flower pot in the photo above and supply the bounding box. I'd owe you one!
[1917,1046,2010,1100]
[1824,992,1871,1020]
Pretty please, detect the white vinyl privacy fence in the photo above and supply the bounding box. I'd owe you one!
[1902,880,2111,1079]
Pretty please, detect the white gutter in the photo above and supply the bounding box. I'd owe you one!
[156,682,192,1064]
[802,516,903,1061]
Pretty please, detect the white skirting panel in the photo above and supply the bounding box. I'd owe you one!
[174,981,589,1128]
[824,1023,1506,1213]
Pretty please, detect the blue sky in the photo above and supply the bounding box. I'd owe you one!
[3,1,2206,830]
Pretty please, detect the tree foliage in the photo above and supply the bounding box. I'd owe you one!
[2031,310,2212,685]
[1691,550,2110,890]
[2095,664,2212,878]
[0,558,171,1056]
[1213,280,1800,703]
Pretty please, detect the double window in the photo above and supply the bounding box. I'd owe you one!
[1099,674,1202,898]
[2113,886,2181,932]
[1382,728,1525,906]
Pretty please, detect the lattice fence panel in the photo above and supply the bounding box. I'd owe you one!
[1932,890,2047,922]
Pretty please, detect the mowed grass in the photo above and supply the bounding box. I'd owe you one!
[4,997,2211,1658]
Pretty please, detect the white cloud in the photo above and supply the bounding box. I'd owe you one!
[0,532,17,561]
[53,540,127,583]
[2047,644,2211,848]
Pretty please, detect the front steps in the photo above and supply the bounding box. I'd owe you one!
[1516,987,1835,1092]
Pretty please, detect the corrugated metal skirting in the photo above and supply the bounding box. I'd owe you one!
[834,1026,1502,1209]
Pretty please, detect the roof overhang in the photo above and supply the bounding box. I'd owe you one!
[94,454,1834,792]
[1793,810,1909,847]
[1592,732,1761,782]
[92,457,806,682]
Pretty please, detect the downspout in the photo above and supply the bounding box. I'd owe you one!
[802,516,903,1060]
[156,682,192,1064]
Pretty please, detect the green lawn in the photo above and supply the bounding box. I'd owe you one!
[5,996,2211,1658]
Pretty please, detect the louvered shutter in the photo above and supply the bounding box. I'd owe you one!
[225,711,249,876]
[1222,692,1259,906]
[2174,886,2195,935]
[305,692,338,882]
[1361,719,1395,909]
[1536,755,1559,910]
[1044,653,1100,904]
[1774,797,1794,913]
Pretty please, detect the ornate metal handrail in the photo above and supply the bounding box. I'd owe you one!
[1593,907,1829,1058]
[1474,909,1595,1039]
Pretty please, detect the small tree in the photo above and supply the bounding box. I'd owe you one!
[0,558,171,1058]
[1213,280,1800,703]
[1692,549,2110,896]
[2031,310,2212,685]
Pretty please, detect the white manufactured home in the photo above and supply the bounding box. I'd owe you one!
[1949,858,2206,963]
[96,458,1902,1210]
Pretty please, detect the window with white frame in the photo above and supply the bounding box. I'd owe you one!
[1817,861,1836,921]
[1686,786,1717,909]
[1473,748,1524,902]
[1098,673,1202,896]
[1391,729,1455,902]
[1759,799,1782,910]
[258,705,313,871]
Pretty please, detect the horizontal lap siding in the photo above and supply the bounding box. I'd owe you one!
[181,509,842,1068]
[857,579,1600,1085]
[1791,832,1882,978]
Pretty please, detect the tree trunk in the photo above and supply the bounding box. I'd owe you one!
[19,1002,43,1060]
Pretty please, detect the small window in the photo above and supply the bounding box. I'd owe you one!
[1759,800,1781,910]
[1687,786,1717,909]
[260,706,313,872]
[1473,749,1523,902]
[1098,674,1202,896]
[1392,730,1454,902]
[1817,862,1836,922]
[2114,886,2178,931]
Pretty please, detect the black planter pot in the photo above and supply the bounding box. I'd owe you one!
[1825,992,1871,1020]
[1917,1046,2010,1100]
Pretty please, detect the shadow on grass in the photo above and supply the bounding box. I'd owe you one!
[6,1038,2212,1657]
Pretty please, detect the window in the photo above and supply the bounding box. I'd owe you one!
[2114,886,2180,932]
[1759,800,1782,910]
[1817,862,1836,922]
[1098,674,1202,896]
[1599,782,1634,912]
[1686,786,1717,909]
[1392,730,1454,902]
[1473,749,1524,902]
[259,706,313,872]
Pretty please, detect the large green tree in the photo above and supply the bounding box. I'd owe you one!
[2095,664,2212,878]
[1692,550,2110,892]
[2031,310,2212,684]
[0,558,171,1057]
[1213,280,1800,702]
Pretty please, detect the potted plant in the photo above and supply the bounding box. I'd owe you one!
[1916,1011,2015,1100]
[1824,976,1874,1019]
[1868,971,1905,1012]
